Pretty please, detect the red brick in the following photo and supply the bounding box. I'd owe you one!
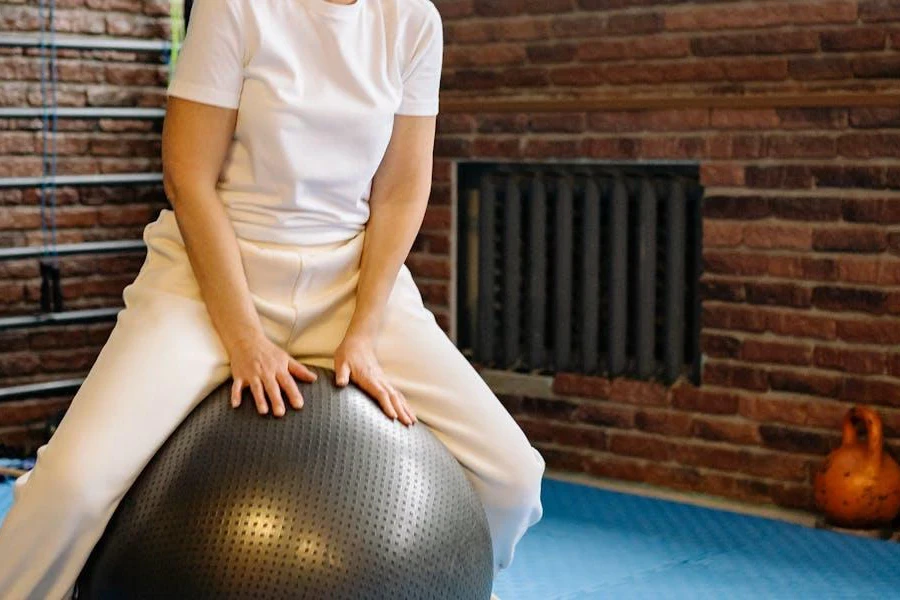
[673,444,810,482]
[700,163,745,186]
[710,108,779,129]
[633,409,694,436]
[436,0,475,19]
[571,402,635,428]
[860,0,900,22]
[405,255,450,279]
[577,37,690,62]
[607,432,672,461]
[701,333,743,359]
[472,138,522,157]
[841,377,900,407]
[550,15,608,38]
[703,362,769,391]
[0,397,70,426]
[838,133,900,158]
[745,282,812,308]
[517,417,606,449]
[526,44,576,64]
[813,346,887,375]
[850,107,900,128]
[672,385,740,415]
[769,369,843,398]
[702,304,768,333]
[640,136,709,159]
[707,134,765,159]
[700,279,746,303]
[745,165,813,188]
[702,196,770,220]
[888,353,900,377]
[704,252,768,276]
[813,227,888,253]
[433,137,473,158]
[766,134,837,159]
[813,165,886,189]
[767,256,837,281]
[523,139,583,159]
[436,114,476,134]
[444,44,527,68]
[742,339,812,366]
[515,396,581,420]
[778,108,848,130]
[582,137,640,159]
[821,27,888,50]
[842,199,900,224]
[527,114,586,133]
[743,223,813,250]
[588,109,709,132]
[473,0,525,17]
[837,319,900,344]
[758,424,838,455]
[812,286,891,315]
[609,378,669,407]
[523,0,574,13]
[664,2,857,30]
[740,394,850,430]
[837,259,900,286]
[693,31,818,56]
[552,373,611,399]
[789,56,855,80]
[690,416,760,445]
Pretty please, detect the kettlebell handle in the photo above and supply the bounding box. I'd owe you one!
[842,405,884,469]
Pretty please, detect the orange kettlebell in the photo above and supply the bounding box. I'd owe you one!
[814,405,900,528]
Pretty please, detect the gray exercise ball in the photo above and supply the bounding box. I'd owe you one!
[76,366,493,599]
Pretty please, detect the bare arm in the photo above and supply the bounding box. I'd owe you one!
[333,114,437,426]
[349,114,436,338]
[161,96,259,350]
[161,96,315,416]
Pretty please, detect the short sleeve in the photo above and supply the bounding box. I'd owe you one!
[167,0,246,110]
[396,4,444,117]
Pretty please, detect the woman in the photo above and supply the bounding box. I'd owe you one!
[0,0,545,598]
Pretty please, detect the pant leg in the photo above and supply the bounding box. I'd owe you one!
[0,210,299,600]
[375,266,546,576]
[282,232,545,577]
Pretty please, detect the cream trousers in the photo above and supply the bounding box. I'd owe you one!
[0,209,545,599]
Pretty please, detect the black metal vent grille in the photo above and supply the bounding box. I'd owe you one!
[456,162,703,385]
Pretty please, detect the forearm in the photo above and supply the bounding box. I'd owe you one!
[166,183,264,350]
[349,178,430,339]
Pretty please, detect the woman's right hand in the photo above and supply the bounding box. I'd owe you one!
[227,332,318,417]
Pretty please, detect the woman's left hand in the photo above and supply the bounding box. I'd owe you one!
[334,332,417,427]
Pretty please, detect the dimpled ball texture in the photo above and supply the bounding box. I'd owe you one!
[76,366,494,599]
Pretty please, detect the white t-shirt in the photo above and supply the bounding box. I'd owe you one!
[166,0,443,245]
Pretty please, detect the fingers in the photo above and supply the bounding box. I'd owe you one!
[358,371,415,427]
[335,359,351,387]
[263,373,286,418]
[250,378,268,416]
[276,368,304,411]
[231,378,243,408]
[391,387,417,425]
[288,358,318,383]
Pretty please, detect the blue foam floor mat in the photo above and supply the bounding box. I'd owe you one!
[2,469,899,598]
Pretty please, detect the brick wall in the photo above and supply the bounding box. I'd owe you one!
[1,0,899,515]
[0,1,172,453]
[419,0,900,511]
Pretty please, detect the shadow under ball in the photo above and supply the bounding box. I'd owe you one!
[76,366,494,599]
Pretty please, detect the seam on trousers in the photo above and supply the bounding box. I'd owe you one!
[284,254,306,348]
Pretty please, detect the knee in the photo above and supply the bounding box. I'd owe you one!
[32,458,118,521]
[495,443,545,506]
